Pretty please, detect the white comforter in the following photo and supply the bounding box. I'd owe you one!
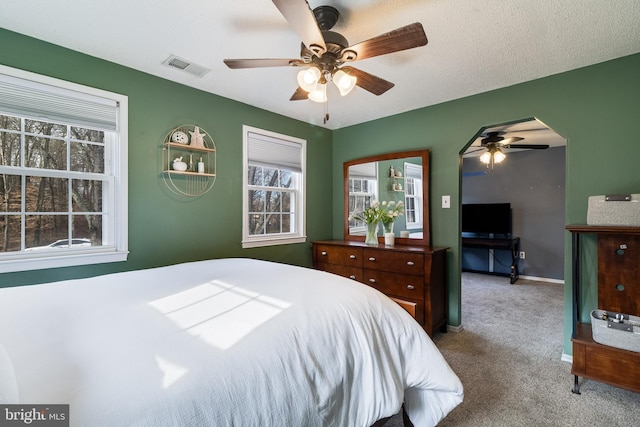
[0,258,462,426]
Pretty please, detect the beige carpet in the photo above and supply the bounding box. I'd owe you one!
[385,273,640,426]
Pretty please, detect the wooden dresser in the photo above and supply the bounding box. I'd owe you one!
[312,240,448,337]
[567,225,640,393]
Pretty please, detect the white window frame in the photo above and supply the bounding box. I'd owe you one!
[0,65,128,273]
[348,176,378,235]
[404,162,423,231]
[242,125,306,248]
[347,160,379,234]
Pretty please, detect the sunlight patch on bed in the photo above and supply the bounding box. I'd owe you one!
[148,280,291,350]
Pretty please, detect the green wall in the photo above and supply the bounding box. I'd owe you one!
[333,52,640,355]
[3,27,640,356]
[0,28,333,286]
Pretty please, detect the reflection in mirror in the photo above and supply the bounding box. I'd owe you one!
[344,150,430,246]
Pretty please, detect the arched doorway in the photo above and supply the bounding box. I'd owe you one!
[458,117,566,326]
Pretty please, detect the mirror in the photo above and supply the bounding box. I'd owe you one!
[344,150,430,246]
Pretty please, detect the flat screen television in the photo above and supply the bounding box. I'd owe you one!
[461,203,512,236]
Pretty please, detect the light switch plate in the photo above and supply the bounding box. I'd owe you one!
[442,195,451,208]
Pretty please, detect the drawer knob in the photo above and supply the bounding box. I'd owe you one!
[349,275,356,280]
[321,251,327,256]
[406,261,415,266]
[349,254,357,259]
[407,284,415,290]
[368,257,376,262]
[369,278,376,284]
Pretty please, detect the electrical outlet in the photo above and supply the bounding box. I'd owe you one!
[442,195,451,208]
[519,251,526,259]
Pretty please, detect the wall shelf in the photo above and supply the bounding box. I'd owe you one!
[161,125,216,197]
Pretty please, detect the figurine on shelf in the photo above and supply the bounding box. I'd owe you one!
[171,130,189,144]
[172,157,188,172]
[189,126,207,149]
[389,165,395,178]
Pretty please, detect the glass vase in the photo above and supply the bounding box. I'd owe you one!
[383,220,395,246]
[365,222,380,245]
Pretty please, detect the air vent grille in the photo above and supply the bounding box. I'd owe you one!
[167,57,189,70]
[162,55,211,77]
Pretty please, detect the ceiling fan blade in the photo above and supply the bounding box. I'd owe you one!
[497,136,524,145]
[290,86,308,101]
[465,147,486,155]
[508,144,550,149]
[341,66,394,96]
[223,58,303,69]
[343,22,428,61]
[272,0,327,55]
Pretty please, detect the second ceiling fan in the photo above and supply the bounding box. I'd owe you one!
[224,0,428,109]
[474,131,550,168]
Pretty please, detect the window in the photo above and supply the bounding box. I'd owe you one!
[347,161,378,233]
[404,162,423,230]
[242,126,306,248]
[0,65,128,273]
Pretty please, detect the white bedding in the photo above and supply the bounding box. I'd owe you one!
[0,258,462,426]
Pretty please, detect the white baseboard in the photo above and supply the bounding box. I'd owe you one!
[447,324,464,333]
[519,274,565,284]
[561,353,573,364]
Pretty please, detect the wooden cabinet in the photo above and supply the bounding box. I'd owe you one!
[312,240,448,337]
[567,225,640,393]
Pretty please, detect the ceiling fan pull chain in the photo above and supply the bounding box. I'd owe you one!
[324,98,329,124]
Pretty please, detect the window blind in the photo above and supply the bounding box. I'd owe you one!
[247,131,302,172]
[405,162,422,179]
[348,162,377,179]
[0,71,118,131]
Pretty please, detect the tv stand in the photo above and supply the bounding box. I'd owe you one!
[461,236,520,284]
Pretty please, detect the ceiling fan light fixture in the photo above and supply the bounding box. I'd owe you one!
[333,69,357,96]
[479,151,492,164]
[297,67,321,92]
[308,82,327,103]
[480,145,506,169]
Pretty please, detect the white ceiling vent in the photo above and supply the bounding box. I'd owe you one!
[162,55,210,77]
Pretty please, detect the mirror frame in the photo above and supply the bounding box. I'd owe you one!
[343,149,431,246]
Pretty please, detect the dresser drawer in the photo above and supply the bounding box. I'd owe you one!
[585,344,640,391]
[363,249,424,275]
[316,262,362,281]
[597,234,640,315]
[315,244,363,267]
[390,297,417,318]
[363,269,424,299]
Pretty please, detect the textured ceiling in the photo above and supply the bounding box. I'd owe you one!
[2,0,640,130]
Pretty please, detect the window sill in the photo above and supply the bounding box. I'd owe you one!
[242,236,307,249]
[0,249,129,274]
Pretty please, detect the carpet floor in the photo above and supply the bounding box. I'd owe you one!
[385,273,640,426]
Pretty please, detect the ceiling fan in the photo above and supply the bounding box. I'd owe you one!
[223,0,428,120]
[472,131,550,168]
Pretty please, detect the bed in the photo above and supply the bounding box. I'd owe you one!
[0,258,462,426]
